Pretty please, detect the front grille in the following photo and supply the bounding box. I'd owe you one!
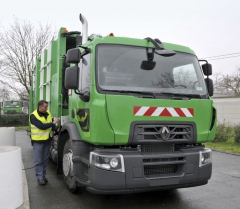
[143,157,185,163]
[141,144,175,153]
[7,110,17,114]
[144,165,177,178]
[134,124,193,142]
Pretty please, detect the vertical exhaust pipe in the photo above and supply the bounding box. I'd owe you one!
[79,14,88,44]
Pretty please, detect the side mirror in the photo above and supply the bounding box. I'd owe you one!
[64,66,79,89]
[205,78,214,96]
[66,48,81,64]
[202,63,212,76]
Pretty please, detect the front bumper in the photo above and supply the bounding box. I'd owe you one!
[5,110,17,114]
[83,147,212,194]
[87,180,208,194]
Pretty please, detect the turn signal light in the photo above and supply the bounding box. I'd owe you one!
[62,29,68,33]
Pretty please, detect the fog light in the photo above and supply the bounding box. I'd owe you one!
[199,149,212,167]
[90,152,125,172]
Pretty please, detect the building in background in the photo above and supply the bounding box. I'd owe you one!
[213,97,240,125]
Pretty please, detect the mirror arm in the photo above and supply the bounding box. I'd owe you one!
[76,45,91,57]
[74,89,84,96]
[144,37,164,50]
[146,48,154,61]
[80,92,90,103]
[77,45,91,53]
[199,59,209,77]
[198,59,209,64]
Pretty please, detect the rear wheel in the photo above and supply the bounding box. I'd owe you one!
[62,138,79,193]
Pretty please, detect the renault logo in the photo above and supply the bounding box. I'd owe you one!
[161,126,170,140]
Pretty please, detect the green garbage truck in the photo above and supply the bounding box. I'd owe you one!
[29,13,217,194]
[4,100,23,114]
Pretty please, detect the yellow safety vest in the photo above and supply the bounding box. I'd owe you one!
[30,109,53,141]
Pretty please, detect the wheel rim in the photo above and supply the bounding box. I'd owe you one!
[62,140,73,178]
[63,150,73,177]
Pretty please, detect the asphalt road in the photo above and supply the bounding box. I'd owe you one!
[16,131,240,209]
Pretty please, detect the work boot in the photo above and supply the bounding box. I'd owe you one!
[43,176,48,183]
[38,179,46,186]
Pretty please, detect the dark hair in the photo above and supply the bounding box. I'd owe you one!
[38,100,48,108]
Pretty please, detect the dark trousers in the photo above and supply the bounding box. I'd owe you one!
[33,140,50,180]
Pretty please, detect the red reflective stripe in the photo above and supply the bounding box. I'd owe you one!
[160,108,172,116]
[188,108,194,116]
[143,107,157,116]
[133,106,141,115]
[174,108,186,117]
[134,106,194,117]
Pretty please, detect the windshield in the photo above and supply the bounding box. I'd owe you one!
[96,45,207,96]
[4,101,22,107]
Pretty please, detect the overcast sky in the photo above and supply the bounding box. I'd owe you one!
[1,0,240,75]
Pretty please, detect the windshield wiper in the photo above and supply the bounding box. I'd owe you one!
[102,89,203,100]
[102,89,156,98]
[155,93,202,100]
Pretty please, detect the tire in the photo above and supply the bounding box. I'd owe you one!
[62,138,79,193]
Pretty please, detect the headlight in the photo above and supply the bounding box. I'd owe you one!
[90,152,125,172]
[110,158,118,168]
[199,149,212,167]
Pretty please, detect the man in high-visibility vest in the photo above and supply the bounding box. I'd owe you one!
[30,100,59,185]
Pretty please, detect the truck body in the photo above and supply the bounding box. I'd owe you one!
[29,14,217,194]
[4,100,23,114]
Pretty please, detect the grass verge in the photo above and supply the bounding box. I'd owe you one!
[15,126,28,131]
[205,138,240,154]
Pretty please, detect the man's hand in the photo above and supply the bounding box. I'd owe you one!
[53,117,60,124]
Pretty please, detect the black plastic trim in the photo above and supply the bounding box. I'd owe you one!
[62,122,81,141]
[71,109,75,119]
[86,181,208,194]
[210,107,216,131]
[61,31,81,37]
[127,121,197,145]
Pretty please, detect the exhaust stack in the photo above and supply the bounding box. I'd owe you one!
[79,14,88,44]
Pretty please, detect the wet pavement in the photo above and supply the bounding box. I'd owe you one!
[16,131,240,209]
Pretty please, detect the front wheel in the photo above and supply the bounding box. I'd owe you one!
[62,139,79,193]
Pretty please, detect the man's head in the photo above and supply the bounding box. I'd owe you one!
[38,100,48,113]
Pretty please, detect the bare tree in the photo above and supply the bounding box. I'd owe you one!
[214,67,240,97]
[0,18,55,101]
[212,73,225,94]
[0,84,11,101]
[18,88,29,101]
